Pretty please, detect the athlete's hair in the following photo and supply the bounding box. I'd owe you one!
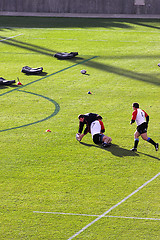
[132,102,139,108]
[78,114,84,119]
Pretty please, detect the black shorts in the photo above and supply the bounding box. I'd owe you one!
[93,134,104,144]
[137,122,148,134]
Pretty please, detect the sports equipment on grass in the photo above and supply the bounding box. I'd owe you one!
[54,52,78,60]
[17,81,22,86]
[0,77,15,86]
[21,66,43,75]
[81,69,86,74]
[17,77,22,85]
[46,129,51,132]
[76,133,81,141]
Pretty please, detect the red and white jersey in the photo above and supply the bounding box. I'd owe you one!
[99,120,105,132]
[132,108,148,126]
[90,120,101,138]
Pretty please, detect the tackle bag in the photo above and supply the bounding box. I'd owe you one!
[0,77,15,86]
[21,66,43,75]
[54,52,78,60]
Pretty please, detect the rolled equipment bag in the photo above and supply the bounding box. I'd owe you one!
[0,77,16,85]
[21,66,43,74]
[54,52,78,60]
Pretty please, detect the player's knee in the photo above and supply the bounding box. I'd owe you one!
[141,133,148,140]
[134,133,137,138]
[142,136,148,141]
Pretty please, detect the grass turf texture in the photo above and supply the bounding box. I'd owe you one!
[0,16,160,239]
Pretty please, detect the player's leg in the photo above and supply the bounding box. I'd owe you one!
[93,134,102,145]
[102,135,112,144]
[101,135,112,147]
[130,130,140,151]
[141,133,159,151]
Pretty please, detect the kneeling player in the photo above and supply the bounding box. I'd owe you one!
[91,120,112,147]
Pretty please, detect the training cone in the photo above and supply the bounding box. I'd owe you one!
[17,77,23,85]
[87,91,92,94]
[46,129,51,132]
[17,81,23,85]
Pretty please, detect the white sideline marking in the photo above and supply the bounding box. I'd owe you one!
[106,215,160,221]
[0,34,23,42]
[68,172,160,240]
[33,211,160,221]
[0,27,158,33]
[33,211,98,217]
[30,38,138,43]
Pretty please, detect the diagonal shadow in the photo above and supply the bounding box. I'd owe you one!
[80,142,139,157]
[1,34,160,86]
[139,152,160,161]
[0,17,160,30]
[0,35,57,56]
[0,16,133,29]
[95,55,160,60]
[0,27,15,32]
[23,71,48,76]
[131,21,160,30]
[78,60,160,86]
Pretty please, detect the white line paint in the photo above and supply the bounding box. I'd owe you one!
[33,211,99,217]
[68,172,160,240]
[33,211,160,221]
[0,27,158,33]
[0,34,23,42]
[106,215,160,221]
[32,38,138,43]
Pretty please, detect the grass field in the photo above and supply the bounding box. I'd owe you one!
[0,16,160,239]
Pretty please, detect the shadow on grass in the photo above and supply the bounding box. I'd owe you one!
[80,142,139,157]
[0,17,160,30]
[0,17,133,29]
[131,20,160,30]
[139,151,160,161]
[76,59,160,86]
[1,27,160,86]
[0,35,56,56]
[23,71,48,76]
[0,85,8,89]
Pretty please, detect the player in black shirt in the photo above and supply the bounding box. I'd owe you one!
[78,113,102,141]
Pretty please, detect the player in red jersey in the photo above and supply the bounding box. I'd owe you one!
[130,102,159,151]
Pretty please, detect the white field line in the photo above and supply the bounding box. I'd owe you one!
[0,27,159,33]
[33,211,98,217]
[0,34,23,42]
[106,215,160,221]
[67,172,160,240]
[29,37,138,42]
[33,211,160,221]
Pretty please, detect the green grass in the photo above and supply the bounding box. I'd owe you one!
[0,16,160,239]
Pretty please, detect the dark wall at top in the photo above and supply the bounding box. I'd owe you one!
[0,0,160,15]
